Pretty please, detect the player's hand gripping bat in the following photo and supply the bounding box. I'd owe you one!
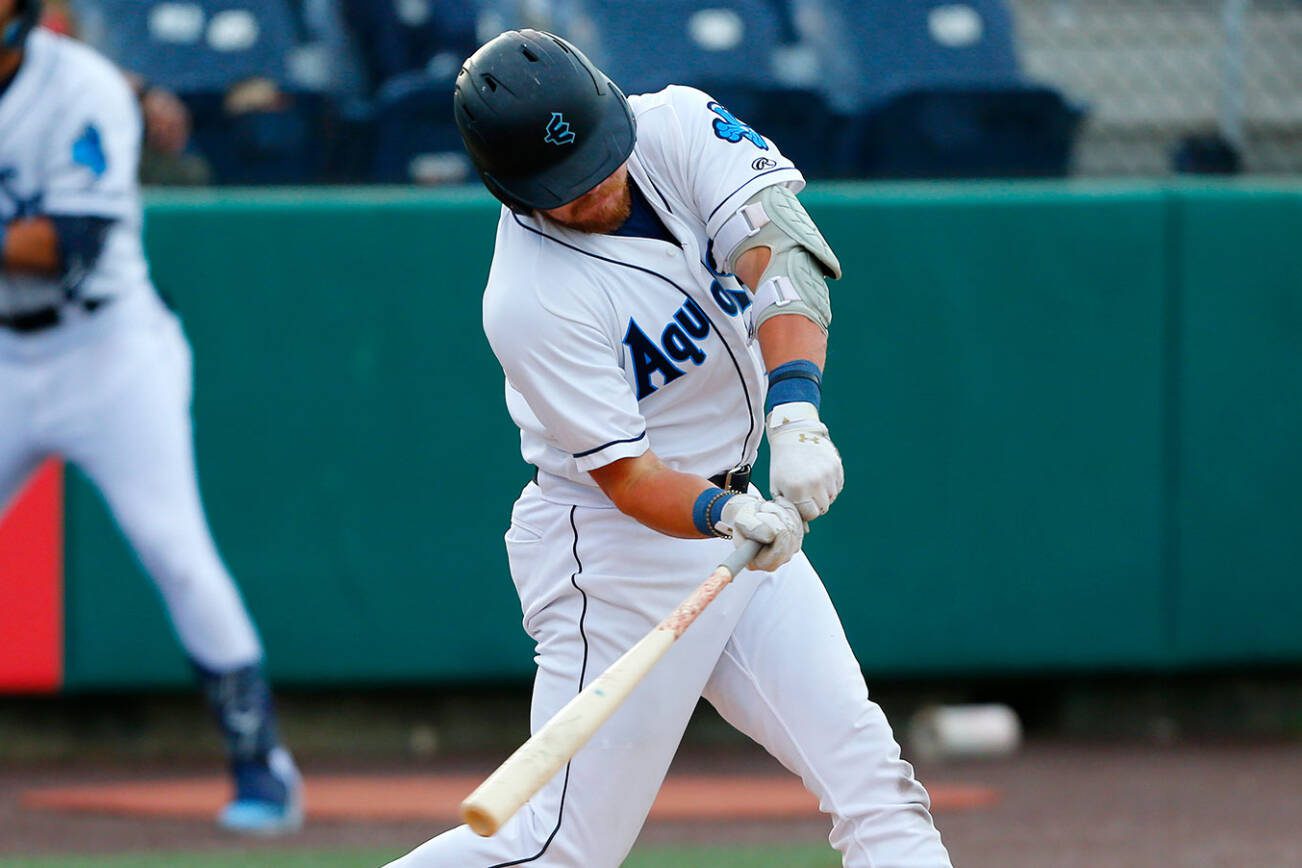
[459,539,763,836]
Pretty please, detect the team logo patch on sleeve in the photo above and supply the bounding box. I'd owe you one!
[72,124,108,178]
[708,102,768,151]
[544,112,577,146]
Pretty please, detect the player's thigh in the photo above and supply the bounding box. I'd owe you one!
[56,315,199,531]
[488,502,757,865]
[701,554,928,807]
[702,557,949,866]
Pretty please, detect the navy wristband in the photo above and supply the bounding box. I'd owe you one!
[692,487,735,537]
[765,359,822,413]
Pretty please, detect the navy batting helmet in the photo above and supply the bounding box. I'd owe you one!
[3,0,40,48]
[454,30,636,213]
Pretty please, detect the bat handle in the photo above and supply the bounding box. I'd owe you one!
[721,539,763,577]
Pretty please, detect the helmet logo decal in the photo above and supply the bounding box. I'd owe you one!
[708,102,769,151]
[544,112,577,146]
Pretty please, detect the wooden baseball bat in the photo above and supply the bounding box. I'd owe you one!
[459,539,763,837]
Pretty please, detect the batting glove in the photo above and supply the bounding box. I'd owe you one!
[766,401,844,522]
[717,494,805,572]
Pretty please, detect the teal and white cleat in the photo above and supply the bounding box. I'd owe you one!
[218,747,304,836]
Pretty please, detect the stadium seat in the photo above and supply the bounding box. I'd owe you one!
[338,0,479,183]
[369,73,471,184]
[573,0,837,177]
[813,0,1022,111]
[807,0,1084,178]
[844,85,1081,179]
[90,0,297,93]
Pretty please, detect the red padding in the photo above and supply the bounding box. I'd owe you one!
[0,460,64,692]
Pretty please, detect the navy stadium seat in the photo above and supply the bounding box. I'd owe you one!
[340,0,477,88]
[581,0,783,96]
[339,0,479,183]
[574,0,837,176]
[91,0,297,92]
[813,0,1022,112]
[846,85,1081,179]
[808,0,1083,177]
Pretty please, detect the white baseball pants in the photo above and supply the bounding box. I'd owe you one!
[389,484,951,867]
[0,296,261,672]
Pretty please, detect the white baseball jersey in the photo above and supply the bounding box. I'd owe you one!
[483,86,805,503]
[0,29,153,318]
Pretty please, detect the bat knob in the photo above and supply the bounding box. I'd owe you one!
[461,799,501,837]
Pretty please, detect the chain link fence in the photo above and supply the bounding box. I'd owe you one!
[1013,0,1302,175]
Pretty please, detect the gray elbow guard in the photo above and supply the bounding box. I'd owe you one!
[713,185,840,332]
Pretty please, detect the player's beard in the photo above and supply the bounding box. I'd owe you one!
[546,178,633,235]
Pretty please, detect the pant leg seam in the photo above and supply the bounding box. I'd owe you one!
[486,505,589,868]
[721,642,878,868]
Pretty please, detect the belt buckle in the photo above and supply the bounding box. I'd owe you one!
[723,464,751,493]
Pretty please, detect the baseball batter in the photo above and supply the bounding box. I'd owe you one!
[0,2,300,835]
[389,30,951,867]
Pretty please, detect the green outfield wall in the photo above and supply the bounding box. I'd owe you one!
[58,181,1302,689]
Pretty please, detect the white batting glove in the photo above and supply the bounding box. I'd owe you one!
[766,402,845,522]
[716,494,805,572]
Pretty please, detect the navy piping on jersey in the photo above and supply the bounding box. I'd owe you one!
[704,166,801,226]
[640,171,674,214]
[485,506,590,867]
[572,429,646,459]
[512,214,758,468]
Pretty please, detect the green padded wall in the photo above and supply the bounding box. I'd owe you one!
[1173,185,1302,665]
[805,184,1168,674]
[58,182,1302,689]
[64,190,533,688]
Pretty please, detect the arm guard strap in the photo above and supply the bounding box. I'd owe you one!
[712,185,840,332]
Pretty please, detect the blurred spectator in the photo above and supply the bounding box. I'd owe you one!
[37,0,74,32]
[70,0,319,185]
[54,0,212,184]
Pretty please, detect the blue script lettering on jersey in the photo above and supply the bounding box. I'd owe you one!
[623,298,713,399]
[710,279,752,317]
[0,168,43,219]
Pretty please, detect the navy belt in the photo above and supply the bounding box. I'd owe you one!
[709,465,752,494]
[0,298,110,334]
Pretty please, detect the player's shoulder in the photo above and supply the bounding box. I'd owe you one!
[628,85,718,136]
[485,213,610,336]
[30,29,134,104]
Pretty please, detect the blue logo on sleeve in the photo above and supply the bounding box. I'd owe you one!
[708,102,768,151]
[544,112,576,146]
[72,124,108,178]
